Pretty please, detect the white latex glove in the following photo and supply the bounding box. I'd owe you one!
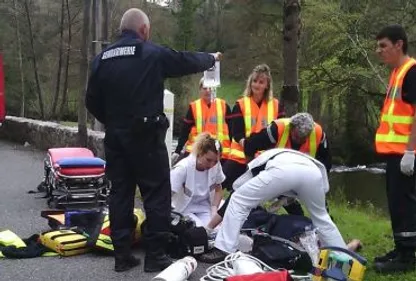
[171,152,180,166]
[213,52,223,61]
[400,150,415,176]
[239,138,245,148]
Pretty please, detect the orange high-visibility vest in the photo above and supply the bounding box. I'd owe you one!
[275,118,323,158]
[184,98,231,158]
[375,58,416,154]
[228,97,279,164]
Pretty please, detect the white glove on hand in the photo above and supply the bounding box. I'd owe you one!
[400,150,415,176]
[213,52,223,61]
[171,152,180,166]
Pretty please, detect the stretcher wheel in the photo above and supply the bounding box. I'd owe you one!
[37,182,46,192]
[47,197,59,209]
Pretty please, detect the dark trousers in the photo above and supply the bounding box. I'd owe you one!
[385,155,416,251]
[104,118,171,257]
[217,159,304,217]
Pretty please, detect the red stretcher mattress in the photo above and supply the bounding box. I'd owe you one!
[48,147,105,176]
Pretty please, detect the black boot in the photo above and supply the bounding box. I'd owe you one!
[374,251,415,274]
[374,249,398,263]
[114,255,141,272]
[144,250,173,272]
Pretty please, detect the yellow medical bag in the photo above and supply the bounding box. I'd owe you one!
[40,229,89,257]
[312,246,367,281]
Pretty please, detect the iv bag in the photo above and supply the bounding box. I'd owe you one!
[203,60,220,88]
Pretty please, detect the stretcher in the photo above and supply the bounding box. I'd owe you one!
[40,147,109,208]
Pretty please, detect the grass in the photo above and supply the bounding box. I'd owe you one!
[59,121,78,127]
[216,79,245,105]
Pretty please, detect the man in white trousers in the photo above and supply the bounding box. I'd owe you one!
[199,148,347,263]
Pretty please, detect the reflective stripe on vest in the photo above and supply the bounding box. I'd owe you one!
[195,99,203,133]
[215,98,231,157]
[375,58,416,154]
[95,209,145,251]
[276,118,322,157]
[228,97,278,163]
[95,216,114,251]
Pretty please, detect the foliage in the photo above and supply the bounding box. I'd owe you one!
[1,0,416,163]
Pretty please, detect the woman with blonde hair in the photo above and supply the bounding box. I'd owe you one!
[225,64,284,186]
[170,133,225,227]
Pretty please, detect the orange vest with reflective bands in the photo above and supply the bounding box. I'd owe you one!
[275,118,323,158]
[184,98,231,159]
[375,58,416,155]
[228,97,279,164]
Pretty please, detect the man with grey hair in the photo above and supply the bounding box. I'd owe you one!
[289,112,315,142]
[86,8,222,273]
[245,112,331,172]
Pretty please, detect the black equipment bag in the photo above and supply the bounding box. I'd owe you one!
[251,232,313,273]
[167,212,208,258]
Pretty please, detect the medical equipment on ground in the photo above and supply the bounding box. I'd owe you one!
[200,251,312,281]
[152,256,197,281]
[312,246,367,281]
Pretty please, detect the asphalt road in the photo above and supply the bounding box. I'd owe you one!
[0,140,211,281]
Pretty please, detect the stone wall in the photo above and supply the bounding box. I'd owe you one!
[0,116,105,158]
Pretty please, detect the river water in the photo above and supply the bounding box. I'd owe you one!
[329,165,387,214]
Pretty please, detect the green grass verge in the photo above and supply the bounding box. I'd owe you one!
[59,121,78,127]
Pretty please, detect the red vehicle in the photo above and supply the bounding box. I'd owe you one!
[0,53,5,123]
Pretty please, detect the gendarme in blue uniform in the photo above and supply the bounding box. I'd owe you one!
[86,29,215,271]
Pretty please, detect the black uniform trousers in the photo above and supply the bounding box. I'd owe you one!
[104,116,171,257]
[385,155,416,252]
[217,159,304,218]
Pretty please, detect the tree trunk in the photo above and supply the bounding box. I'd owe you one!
[59,0,72,120]
[92,0,104,131]
[13,0,25,117]
[102,0,109,48]
[24,0,45,119]
[51,0,66,119]
[281,0,301,117]
[78,0,91,146]
[214,0,224,50]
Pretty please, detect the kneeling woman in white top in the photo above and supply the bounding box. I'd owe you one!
[171,133,225,227]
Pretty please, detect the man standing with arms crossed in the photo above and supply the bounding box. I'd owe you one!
[374,24,416,273]
[86,8,222,273]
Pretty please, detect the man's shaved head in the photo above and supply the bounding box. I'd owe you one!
[120,8,150,40]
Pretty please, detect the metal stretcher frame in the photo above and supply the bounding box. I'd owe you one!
[42,148,110,208]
